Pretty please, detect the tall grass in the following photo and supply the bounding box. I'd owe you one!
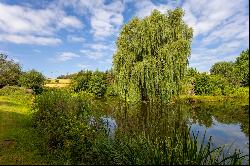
[88,128,246,165]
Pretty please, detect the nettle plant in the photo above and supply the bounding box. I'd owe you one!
[113,8,193,103]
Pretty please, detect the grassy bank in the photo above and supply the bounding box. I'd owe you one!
[0,87,49,164]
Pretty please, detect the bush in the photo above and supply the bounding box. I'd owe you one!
[72,70,107,97]
[194,73,229,96]
[194,74,212,95]
[33,89,94,163]
[89,73,107,97]
[72,71,92,92]
[19,69,45,94]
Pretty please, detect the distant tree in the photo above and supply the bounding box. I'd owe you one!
[19,69,45,93]
[210,61,234,76]
[0,53,22,88]
[210,61,239,86]
[235,49,249,86]
[113,8,193,102]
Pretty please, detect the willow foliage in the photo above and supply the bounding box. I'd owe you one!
[113,8,193,103]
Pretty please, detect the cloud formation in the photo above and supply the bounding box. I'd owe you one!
[57,52,80,61]
[60,0,124,39]
[0,2,83,45]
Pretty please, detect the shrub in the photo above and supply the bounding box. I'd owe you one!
[19,69,45,94]
[72,71,92,92]
[194,74,212,95]
[194,74,229,96]
[33,89,94,163]
[72,70,107,97]
[89,73,107,97]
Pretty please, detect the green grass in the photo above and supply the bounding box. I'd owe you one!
[0,88,50,164]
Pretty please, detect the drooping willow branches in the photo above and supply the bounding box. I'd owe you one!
[113,8,193,103]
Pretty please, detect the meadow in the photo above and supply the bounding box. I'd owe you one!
[44,79,71,88]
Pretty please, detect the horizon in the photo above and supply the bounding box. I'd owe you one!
[0,0,249,78]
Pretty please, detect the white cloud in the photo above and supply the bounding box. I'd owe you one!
[77,64,90,69]
[60,0,124,39]
[80,49,104,60]
[0,34,61,45]
[134,0,173,18]
[80,42,115,60]
[0,2,83,45]
[67,35,85,42]
[99,58,112,65]
[182,0,248,37]
[57,52,80,61]
[181,0,249,72]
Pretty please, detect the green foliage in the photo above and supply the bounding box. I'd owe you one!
[89,72,107,97]
[0,86,34,106]
[81,128,245,165]
[106,85,117,97]
[72,70,107,97]
[72,70,92,92]
[18,69,45,94]
[194,73,228,95]
[209,49,249,87]
[181,67,198,95]
[232,87,249,97]
[113,8,193,102]
[33,89,94,163]
[194,73,211,95]
[210,61,239,86]
[0,53,22,88]
[235,49,249,86]
[210,61,234,77]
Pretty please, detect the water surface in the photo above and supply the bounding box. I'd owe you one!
[93,99,249,162]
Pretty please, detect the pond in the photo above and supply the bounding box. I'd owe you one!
[92,98,249,163]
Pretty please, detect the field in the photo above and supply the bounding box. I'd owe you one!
[44,79,71,88]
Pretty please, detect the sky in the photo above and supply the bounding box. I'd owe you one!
[0,0,249,78]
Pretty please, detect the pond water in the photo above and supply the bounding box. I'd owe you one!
[93,99,249,162]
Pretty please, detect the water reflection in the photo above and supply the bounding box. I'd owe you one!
[92,99,249,161]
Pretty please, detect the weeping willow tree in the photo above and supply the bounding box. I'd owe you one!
[113,8,193,103]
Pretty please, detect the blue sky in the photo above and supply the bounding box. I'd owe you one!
[0,0,249,78]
